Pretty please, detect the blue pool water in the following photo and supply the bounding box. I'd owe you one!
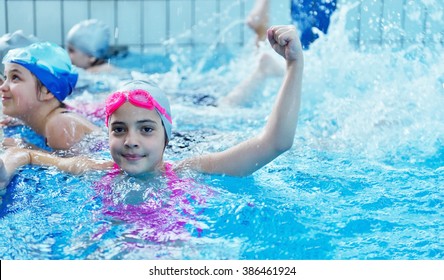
[0,4,443,260]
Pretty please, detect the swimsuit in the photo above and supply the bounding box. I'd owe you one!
[92,163,212,242]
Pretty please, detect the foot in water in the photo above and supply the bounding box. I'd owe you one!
[246,0,269,45]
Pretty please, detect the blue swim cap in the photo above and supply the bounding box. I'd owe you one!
[2,41,78,101]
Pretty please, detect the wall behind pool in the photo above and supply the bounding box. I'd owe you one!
[0,0,443,55]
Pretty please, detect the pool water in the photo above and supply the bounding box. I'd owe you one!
[0,4,443,260]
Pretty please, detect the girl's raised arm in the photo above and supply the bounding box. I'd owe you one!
[182,25,303,176]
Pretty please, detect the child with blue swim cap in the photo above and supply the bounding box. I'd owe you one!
[0,41,100,150]
[1,25,304,186]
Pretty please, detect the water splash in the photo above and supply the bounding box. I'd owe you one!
[193,19,245,74]
[283,2,444,167]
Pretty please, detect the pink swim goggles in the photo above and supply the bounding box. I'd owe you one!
[105,89,172,126]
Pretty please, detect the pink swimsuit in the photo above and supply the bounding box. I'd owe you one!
[92,163,212,242]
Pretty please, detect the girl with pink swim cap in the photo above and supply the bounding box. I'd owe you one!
[0,24,303,191]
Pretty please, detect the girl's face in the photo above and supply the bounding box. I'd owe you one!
[108,102,167,176]
[0,63,40,118]
[67,44,94,69]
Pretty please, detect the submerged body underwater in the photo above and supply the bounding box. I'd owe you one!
[0,3,443,260]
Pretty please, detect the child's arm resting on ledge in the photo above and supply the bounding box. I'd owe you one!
[0,148,113,188]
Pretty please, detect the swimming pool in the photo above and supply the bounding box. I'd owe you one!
[1,4,443,260]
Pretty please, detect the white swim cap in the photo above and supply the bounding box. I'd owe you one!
[0,30,38,73]
[106,80,173,141]
[66,19,110,59]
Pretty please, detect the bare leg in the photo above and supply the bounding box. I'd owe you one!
[220,52,284,106]
[246,0,269,45]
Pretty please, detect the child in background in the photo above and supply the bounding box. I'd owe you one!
[66,19,131,93]
[0,25,303,185]
[66,19,123,74]
[0,41,101,151]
